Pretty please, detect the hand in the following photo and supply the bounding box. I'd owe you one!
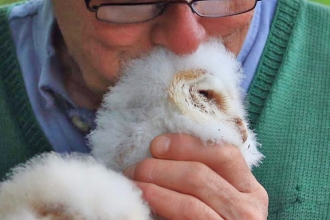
[123,134,268,220]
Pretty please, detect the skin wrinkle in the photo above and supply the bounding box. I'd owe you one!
[147,159,156,181]
[136,159,241,219]
[150,134,260,193]
[180,163,240,219]
[137,182,222,219]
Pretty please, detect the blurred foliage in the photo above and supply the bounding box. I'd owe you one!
[0,0,20,5]
[316,0,330,4]
[0,0,329,6]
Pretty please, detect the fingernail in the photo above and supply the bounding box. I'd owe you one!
[123,164,136,179]
[152,135,171,156]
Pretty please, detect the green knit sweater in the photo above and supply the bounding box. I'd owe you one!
[0,0,329,219]
[0,4,53,179]
[247,0,330,219]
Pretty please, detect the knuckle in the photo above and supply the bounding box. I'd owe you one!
[252,183,269,206]
[235,194,268,220]
[183,162,209,187]
[134,158,156,181]
[139,182,157,200]
[237,204,265,220]
[257,187,269,215]
[222,144,242,159]
[216,144,244,166]
[175,196,210,220]
[259,186,269,204]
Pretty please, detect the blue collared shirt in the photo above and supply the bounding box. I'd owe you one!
[8,0,278,153]
[8,0,91,153]
[238,0,279,93]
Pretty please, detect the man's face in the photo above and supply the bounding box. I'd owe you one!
[52,0,254,97]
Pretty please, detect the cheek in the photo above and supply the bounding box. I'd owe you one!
[91,23,151,48]
[68,23,154,93]
[200,11,254,51]
[201,12,253,37]
[53,0,154,67]
[76,22,154,73]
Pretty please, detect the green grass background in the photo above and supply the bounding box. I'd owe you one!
[316,0,330,4]
[0,0,18,5]
[0,0,329,6]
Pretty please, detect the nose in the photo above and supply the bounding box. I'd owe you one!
[151,4,206,55]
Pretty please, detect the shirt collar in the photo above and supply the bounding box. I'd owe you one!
[237,2,261,64]
[237,0,279,93]
[33,0,74,108]
[32,0,96,133]
[34,0,56,65]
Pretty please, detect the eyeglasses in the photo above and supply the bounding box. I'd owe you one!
[84,0,261,24]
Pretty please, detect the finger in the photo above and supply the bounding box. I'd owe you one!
[135,181,223,220]
[124,158,243,219]
[149,134,258,193]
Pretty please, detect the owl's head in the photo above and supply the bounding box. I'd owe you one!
[168,68,248,143]
[99,38,248,144]
[91,38,262,171]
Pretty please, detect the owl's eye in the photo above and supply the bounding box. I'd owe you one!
[198,90,211,100]
[169,69,228,119]
[198,89,228,112]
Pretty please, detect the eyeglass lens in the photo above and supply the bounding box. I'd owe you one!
[93,0,257,23]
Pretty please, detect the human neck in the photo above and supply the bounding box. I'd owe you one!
[53,28,102,110]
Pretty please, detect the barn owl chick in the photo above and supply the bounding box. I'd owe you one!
[89,39,263,171]
[0,153,151,220]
